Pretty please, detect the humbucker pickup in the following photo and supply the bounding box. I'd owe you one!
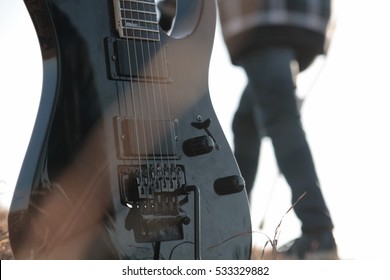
[105,37,171,82]
[114,116,179,159]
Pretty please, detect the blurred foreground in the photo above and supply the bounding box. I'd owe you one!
[0,207,276,260]
[0,209,14,259]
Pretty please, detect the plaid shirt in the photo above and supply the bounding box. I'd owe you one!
[218,0,332,64]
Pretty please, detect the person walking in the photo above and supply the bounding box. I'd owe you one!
[218,0,338,259]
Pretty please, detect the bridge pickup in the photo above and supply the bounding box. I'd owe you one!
[114,116,179,159]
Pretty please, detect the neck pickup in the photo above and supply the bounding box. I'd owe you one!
[113,0,160,41]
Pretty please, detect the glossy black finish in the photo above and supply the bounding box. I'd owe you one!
[8,0,252,259]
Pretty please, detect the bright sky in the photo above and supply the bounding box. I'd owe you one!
[1,0,390,260]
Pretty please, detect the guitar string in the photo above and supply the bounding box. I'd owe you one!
[157,2,180,185]
[122,0,145,208]
[153,0,184,220]
[155,0,191,256]
[146,0,171,178]
[131,0,153,203]
[136,0,165,259]
[156,2,184,232]
[124,0,164,208]
[133,0,178,201]
[138,0,160,198]
[148,0,181,258]
[120,0,250,258]
[144,1,178,257]
[134,0,179,258]
[114,0,159,257]
[147,0,178,190]
[153,4,181,256]
[120,0,185,257]
[131,1,156,201]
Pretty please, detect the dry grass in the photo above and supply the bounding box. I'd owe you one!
[250,192,307,260]
[0,192,305,260]
[0,209,14,259]
[1,207,264,260]
[0,206,275,260]
[0,206,292,261]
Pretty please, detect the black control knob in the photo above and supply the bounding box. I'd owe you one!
[182,135,214,157]
[214,175,245,195]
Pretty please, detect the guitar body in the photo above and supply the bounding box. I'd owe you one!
[8,0,252,259]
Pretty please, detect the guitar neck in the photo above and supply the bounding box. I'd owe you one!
[113,0,160,41]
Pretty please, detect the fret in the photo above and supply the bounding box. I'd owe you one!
[113,0,160,41]
[121,28,160,41]
[121,8,157,17]
[120,10,158,24]
[121,1,156,13]
[122,19,159,32]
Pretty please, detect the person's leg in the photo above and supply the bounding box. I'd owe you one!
[232,85,263,195]
[238,46,335,239]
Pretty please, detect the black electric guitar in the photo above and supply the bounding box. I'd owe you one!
[8,0,252,259]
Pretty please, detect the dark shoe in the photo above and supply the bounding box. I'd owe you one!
[278,231,339,260]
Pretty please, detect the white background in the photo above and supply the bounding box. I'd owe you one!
[1,0,390,260]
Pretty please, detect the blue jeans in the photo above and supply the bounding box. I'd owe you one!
[233,47,333,233]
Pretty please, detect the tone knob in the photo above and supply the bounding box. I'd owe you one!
[214,175,245,195]
[182,135,214,157]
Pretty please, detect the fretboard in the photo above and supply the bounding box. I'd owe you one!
[113,0,160,41]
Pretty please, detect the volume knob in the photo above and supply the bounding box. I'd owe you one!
[214,175,245,195]
[182,135,214,157]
